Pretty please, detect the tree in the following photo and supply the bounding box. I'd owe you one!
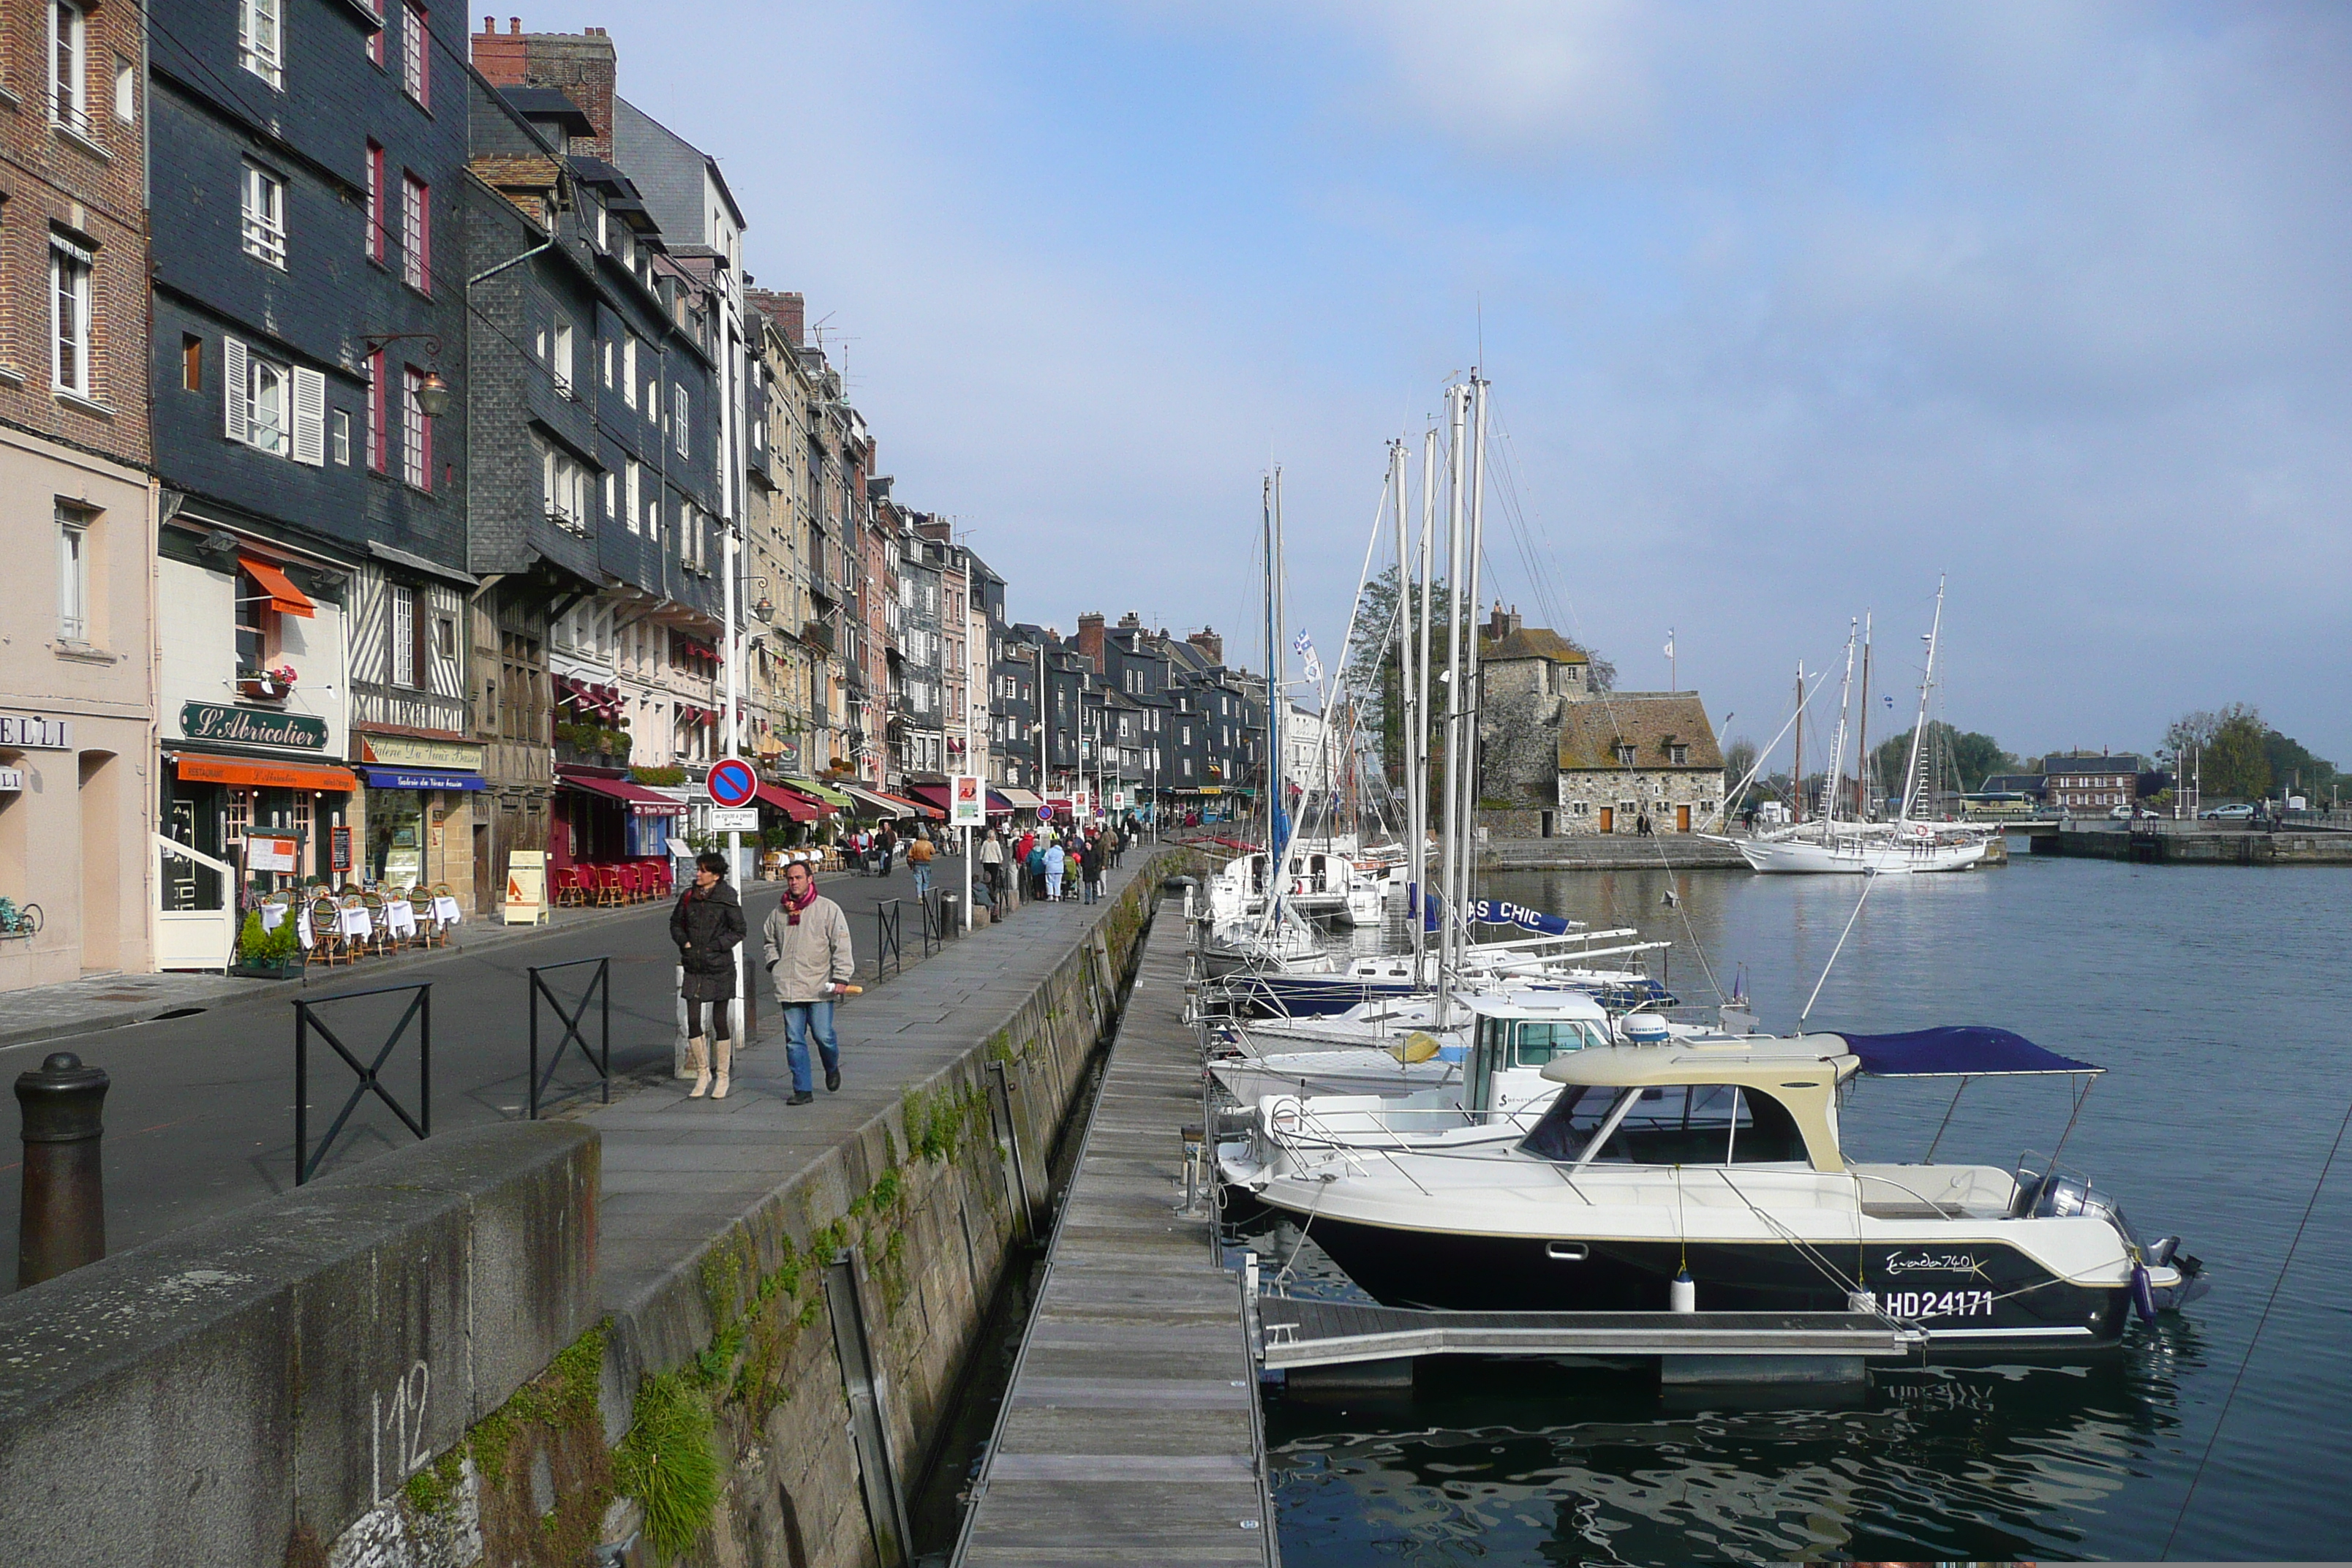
[1872,723,2015,802]
[2204,709,2272,800]
[1723,736,1758,788]
[2261,728,2337,802]
[2163,703,2274,800]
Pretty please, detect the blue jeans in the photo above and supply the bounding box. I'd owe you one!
[782,1000,840,1093]
[911,865,932,898]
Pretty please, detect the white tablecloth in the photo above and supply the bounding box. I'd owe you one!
[432,897,463,924]
[260,902,290,932]
[383,902,418,938]
[337,907,373,942]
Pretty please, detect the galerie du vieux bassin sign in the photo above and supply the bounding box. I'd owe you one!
[179,702,330,750]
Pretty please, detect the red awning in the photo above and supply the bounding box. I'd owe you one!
[241,557,316,619]
[905,782,952,815]
[755,781,827,822]
[883,786,943,820]
[559,772,685,816]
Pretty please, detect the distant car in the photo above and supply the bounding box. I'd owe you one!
[2108,804,2134,820]
[2201,804,2256,821]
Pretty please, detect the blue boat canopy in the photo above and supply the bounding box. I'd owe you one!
[1830,1026,2101,1077]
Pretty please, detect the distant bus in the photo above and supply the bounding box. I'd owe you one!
[1960,791,2036,821]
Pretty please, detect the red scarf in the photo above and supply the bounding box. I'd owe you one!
[784,881,818,926]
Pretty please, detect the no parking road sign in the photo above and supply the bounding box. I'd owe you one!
[707,758,758,810]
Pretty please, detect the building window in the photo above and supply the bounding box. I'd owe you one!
[401,174,429,291]
[49,232,91,397]
[112,54,134,122]
[401,2,428,106]
[538,436,587,532]
[51,1,88,134]
[247,355,287,453]
[182,335,203,391]
[1615,744,1637,767]
[600,470,615,519]
[600,338,614,388]
[331,410,351,464]
[622,336,638,409]
[57,504,89,642]
[366,349,387,470]
[365,141,385,262]
[552,320,573,395]
[435,616,456,661]
[624,461,641,535]
[673,385,689,455]
[238,0,282,88]
[401,365,430,487]
[391,583,417,687]
[241,162,287,267]
[1670,745,1689,766]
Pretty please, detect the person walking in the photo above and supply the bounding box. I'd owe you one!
[908,830,935,900]
[979,826,1006,908]
[1044,838,1067,901]
[670,851,747,1100]
[1025,837,1049,901]
[762,859,855,1105]
[1081,831,1105,903]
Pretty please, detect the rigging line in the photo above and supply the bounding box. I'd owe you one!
[1799,868,1880,1025]
[1482,399,1727,1005]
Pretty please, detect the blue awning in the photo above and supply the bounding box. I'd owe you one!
[358,766,486,792]
[1831,1026,2101,1077]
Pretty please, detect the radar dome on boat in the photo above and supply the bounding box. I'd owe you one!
[1621,1014,1670,1045]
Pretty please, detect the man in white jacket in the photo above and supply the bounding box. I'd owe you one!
[761,861,856,1105]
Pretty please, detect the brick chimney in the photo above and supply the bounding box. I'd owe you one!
[1488,602,1522,640]
[1188,627,1224,664]
[1077,613,1106,674]
[747,288,805,347]
[471,16,617,160]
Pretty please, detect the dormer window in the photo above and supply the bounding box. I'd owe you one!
[1615,744,1637,767]
[1670,745,1689,766]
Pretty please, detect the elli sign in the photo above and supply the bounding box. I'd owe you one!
[181,702,329,751]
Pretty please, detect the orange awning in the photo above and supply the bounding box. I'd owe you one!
[171,754,355,792]
[241,556,316,619]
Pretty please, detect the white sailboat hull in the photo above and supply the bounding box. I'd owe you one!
[1728,832,1988,875]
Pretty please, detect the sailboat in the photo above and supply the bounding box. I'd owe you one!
[1724,581,1997,875]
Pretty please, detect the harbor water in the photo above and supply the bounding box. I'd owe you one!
[1248,848,2352,1562]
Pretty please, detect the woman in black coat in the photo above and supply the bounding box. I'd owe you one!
[671,851,747,1098]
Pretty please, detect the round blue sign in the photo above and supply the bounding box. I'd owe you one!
[1036,802,1055,822]
[707,758,758,809]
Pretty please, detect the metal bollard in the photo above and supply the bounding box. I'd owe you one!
[15,1051,108,1289]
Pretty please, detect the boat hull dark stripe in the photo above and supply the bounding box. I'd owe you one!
[1298,1214,2128,1350]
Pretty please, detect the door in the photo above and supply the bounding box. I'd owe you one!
[472,822,491,914]
[1677,804,1691,833]
[1598,807,1613,834]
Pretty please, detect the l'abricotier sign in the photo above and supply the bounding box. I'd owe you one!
[179,702,330,750]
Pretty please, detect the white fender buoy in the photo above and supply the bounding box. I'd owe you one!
[1670,1270,1697,1313]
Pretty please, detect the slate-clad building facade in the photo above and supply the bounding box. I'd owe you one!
[149,0,475,905]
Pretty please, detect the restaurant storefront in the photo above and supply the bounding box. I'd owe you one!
[551,767,685,895]
[351,734,487,902]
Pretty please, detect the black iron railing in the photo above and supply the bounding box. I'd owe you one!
[528,957,611,1118]
[294,983,431,1186]
[875,899,902,979]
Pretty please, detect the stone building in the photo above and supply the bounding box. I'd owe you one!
[0,0,157,987]
[1476,607,1724,836]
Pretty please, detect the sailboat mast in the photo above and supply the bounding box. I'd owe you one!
[1825,622,1856,829]
[1262,475,1278,873]
[1436,383,1469,1028]
[1898,576,1945,822]
[1413,425,1437,988]
[1793,663,1804,824]
[1856,612,1872,820]
[1459,374,1489,960]
[1274,470,1288,865]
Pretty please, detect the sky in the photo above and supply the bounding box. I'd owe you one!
[497,1,2352,768]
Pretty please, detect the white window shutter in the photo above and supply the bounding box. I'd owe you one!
[291,368,326,465]
[223,337,249,442]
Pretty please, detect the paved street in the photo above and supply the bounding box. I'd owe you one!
[0,856,1022,1293]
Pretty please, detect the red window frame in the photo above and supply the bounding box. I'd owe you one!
[366,348,388,472]
[365,140,385,262]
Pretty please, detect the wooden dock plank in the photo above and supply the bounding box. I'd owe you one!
[955,903,1277,1565]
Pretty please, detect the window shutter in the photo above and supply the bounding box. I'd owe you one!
[222,336,249,442]
[291,368,327,465]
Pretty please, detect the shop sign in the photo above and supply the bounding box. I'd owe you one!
[0,713,72,750]
[180,703,329,751]
[503,850,548,926]
[246,833,301,873]
[364,734,484,770]
[950,774,985,828]
[331,825,354,873]
[0,769,20,791]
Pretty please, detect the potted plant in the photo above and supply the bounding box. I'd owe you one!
[238,663,298,702]
[231,909,304,979]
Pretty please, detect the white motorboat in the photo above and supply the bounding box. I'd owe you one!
[1222,1025,2208,1353]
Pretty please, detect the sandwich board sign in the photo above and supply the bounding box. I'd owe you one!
[503,849,548,925]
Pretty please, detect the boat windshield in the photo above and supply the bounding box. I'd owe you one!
[1520,1084,1809,1165]
[1512,1019,1609,1068]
